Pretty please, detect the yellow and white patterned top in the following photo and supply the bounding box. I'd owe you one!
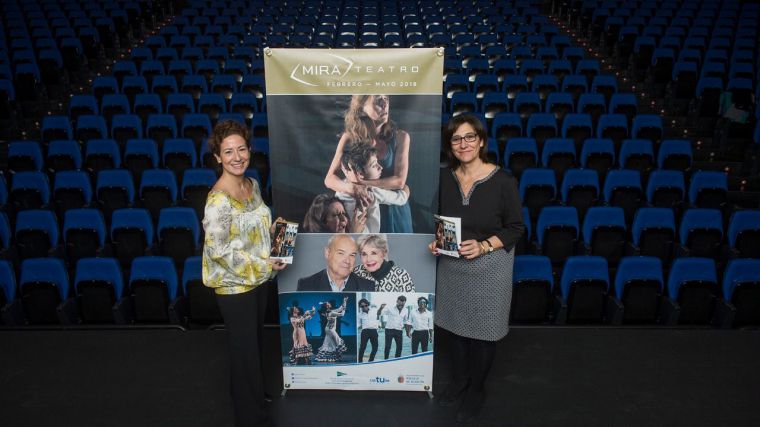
[202,179,273,295]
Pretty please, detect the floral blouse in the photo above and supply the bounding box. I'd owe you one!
[202,180,273,295]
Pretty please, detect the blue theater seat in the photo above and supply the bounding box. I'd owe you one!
[631,114,663,144]
[110,208,154,267]
[158,207,200,267]
[75,257,124,323]
[513,92,541,119]
[450,92,478,116]
[688,171,727,210]
[10,171,50,214]
[646,169,685,211]
[182,255,222,323]
[52,170,92,217]
[536,206,579,265]
[541,138,576,181]
[19,258,70,324]
[181,168,216,221]
[603,169,642,225]
[47,140,82,174]
[492,113,523,144]
[140,169,178,221]
[8,141,43,173]
[504,137,538,180]
[721,259,760,327]
[101,94,131,125]
[519,168,557,221]
[561,113,593,152]
[162,138,197,183]
[615,256,664,323]
[41,115,73,143]
[129,256,179,323]
[666,257,718,325]
[133,94,163,124]
[526,113,557,147]
[596,114,629,148]
[96,169,135,221]
[182,113,212,148]
[583,206,627,266]
[631,207,676,265]
[657,139,692,172]
[727,210,760,259]
[678,208,723,261]
[68,94,99,123]
[559,256,610,324]
[619,139,654,174]
[0,260,19,323]
[608,93,638,124]
[146,114,178,148]
[511,255,553,323]
[63,208,106,265]
[85,139,121,175]
[76,115,108,143]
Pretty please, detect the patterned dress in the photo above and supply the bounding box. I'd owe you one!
[315,305,348,362]
[289,309,316,365]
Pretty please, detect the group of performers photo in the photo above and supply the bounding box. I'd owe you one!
[282,292,435,366]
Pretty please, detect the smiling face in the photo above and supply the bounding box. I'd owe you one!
[214,134,250,177]
[360,242,386,273]
[363,95,390,124]
[450,122,483,166]
[324,201,348,233]
[325,235,358,282]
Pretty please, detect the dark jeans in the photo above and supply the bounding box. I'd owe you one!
[358,328,378,362]
[384,328,403,359]
[412,330,430,354]
[443,327,497,394]
[216,285,269,427]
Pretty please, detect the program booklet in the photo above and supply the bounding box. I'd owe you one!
[270,220,299,264]
[434,214,461,258]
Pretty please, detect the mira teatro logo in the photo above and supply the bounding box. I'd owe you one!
[289,53,420,87]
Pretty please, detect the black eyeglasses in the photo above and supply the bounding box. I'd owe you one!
[450,132,478,145]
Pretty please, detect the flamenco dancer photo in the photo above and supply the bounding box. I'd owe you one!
[288,305,316,365]
[315,297,349,363]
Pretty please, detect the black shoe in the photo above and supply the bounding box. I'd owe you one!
[455,390,484,424]
[437,378,470,407]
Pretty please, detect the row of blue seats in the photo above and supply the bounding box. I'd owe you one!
[498,137,691,171]
[0,255,204,325]
[487,112,665,142]
[448,93,636,119]
[37,113,269,145]
[525,205,758,250]
[513,254,760,325]
[2,253,758,326]
[7,138,268,173]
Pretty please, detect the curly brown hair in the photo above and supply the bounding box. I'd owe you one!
[208,119,250,157]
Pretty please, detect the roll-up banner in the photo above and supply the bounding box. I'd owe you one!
[264,48,443,392]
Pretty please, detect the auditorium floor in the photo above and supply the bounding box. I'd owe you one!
[1,327,759,427]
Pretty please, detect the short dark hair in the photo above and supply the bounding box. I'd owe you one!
[358,298,369,307]
[397,295,406,302]
[417,296,428,305]
[442,114,489,169]
[341,140,377,177]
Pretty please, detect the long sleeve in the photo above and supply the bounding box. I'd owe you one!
[202,191,273,294]
[496,175,525,251]
[371,187,409,206]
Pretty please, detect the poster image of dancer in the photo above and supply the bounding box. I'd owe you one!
[279,292,357,366]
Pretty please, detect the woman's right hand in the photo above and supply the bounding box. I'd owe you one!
[428,241,440,256]
[350,205,368,233]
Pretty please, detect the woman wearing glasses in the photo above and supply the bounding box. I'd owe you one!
[429,114,525,423]
[324,95,413,233]
[302,193,366,233]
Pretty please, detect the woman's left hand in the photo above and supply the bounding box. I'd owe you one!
[459,239,483,260]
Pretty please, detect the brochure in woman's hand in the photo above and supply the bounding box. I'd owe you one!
[271,220,299,264]
[434,214,462,258]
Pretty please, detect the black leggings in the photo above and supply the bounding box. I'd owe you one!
[446,329,497,393]
[216,285,268,426]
